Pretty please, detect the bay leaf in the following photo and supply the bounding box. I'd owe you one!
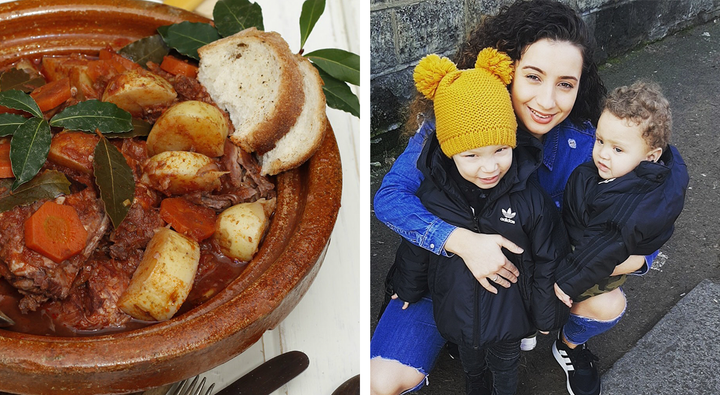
[0,90,42,119]
[299,0,325,49]
[102,118,152,139]
[10,117,51,190]
[305,48,359,86]
[0,68,45,93]
[0,170,71,213]
[119,34,170,68]
[93,135,135,228]
[213,0,264,37]
[50,100,133,134]
[0,113,27,137]
[158,22,220,60]
[314,66,359,118]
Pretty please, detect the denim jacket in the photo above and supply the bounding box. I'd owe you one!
[373,119,656,272]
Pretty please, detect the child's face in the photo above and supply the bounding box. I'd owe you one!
[593,110,662,180]
[452,145,513,189]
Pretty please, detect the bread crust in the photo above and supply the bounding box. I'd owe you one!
[198,28,304,155]
[260,55,327,175]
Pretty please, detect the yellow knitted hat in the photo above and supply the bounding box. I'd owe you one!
[414,48,517,157]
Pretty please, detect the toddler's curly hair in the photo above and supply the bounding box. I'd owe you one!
[604,81,672,150]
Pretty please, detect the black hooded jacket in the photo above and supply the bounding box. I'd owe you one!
[555,145,689,299]
[391,131,571,349]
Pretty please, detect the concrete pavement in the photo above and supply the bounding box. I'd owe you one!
[370,17,720,395]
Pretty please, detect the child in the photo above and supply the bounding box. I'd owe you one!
[552,81,689,392]
[392,48,571,395]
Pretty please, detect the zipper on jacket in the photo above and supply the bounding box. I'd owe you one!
[472,281,480,349]
[469,207,480,232]
[469,205,481,349]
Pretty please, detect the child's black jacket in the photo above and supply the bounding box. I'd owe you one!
[394,131,570,349]
[555,144,689,299]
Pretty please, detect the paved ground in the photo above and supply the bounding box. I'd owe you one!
[370,19,720,395]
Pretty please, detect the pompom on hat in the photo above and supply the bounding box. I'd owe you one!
[414,47,517,157]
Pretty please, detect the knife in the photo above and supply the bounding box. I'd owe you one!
[215,350,309,395]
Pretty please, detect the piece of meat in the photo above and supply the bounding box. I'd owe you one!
[237,148,275,198]
[0,188,109,313]
[45,252,141,331]
[108,193,164,261]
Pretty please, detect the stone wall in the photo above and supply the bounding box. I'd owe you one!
[370,0,720,160]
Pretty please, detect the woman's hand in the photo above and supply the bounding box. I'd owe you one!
[554,283,573,308]
[444,228,523,294]
[391,294,410,310]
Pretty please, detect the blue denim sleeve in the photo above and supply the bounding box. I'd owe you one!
[373,124,456,256]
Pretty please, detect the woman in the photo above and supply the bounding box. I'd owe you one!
[371,1,653,394]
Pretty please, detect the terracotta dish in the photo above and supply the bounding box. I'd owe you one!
[0,1,342,394]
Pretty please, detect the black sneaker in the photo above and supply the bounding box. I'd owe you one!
[552,336,601,395]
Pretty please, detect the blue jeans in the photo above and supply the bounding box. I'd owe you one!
[371,296,446,392]
[458,341,521,395]
[563,306,626,345]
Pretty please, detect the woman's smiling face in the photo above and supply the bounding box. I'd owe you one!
[511,38,584,139]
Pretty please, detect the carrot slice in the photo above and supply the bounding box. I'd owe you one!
[99,48,141,72]
[160,55,198,78]
[30,77,72,112]
[160,197,216,242]
[0,138,13,178]
[24,201,88,263]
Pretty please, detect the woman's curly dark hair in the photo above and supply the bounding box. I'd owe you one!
[406,0,606,135]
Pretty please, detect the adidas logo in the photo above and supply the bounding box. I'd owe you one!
[500,207,516,224]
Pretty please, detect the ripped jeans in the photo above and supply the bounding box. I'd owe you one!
[370,296,446,392]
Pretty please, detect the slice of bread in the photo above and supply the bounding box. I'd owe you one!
[197,27,304,155]
[260,55,327,176]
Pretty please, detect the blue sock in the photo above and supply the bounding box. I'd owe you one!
[562,306,626,346]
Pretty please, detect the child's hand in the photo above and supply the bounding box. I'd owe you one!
[391,293,410,310]
[554,283,573,308]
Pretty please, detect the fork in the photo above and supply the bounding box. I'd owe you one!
[166,375,215,395]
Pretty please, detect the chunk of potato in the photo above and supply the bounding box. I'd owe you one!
[146,101,229,158]
[214,198,276,262]
[117,227,200,321]
[102,70,176,116]
[141,151,226,195]
[47,131,100,174]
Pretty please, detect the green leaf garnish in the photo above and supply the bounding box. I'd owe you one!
[10,117,51,190]
[0,170,71,213]
[305,48,359,86]
[0,113,27,137]
[158,21,221,60]
[213,0,264,37]
[315,66,359,118]
[299,0,325,49]
[0,68,45,93]
[50,100,133,134]
[102,118,152,139]
[119,34,170,68]
[93,135,135,228]
[0,90,42,119]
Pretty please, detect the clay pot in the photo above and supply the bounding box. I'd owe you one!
[0,1,342,394]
